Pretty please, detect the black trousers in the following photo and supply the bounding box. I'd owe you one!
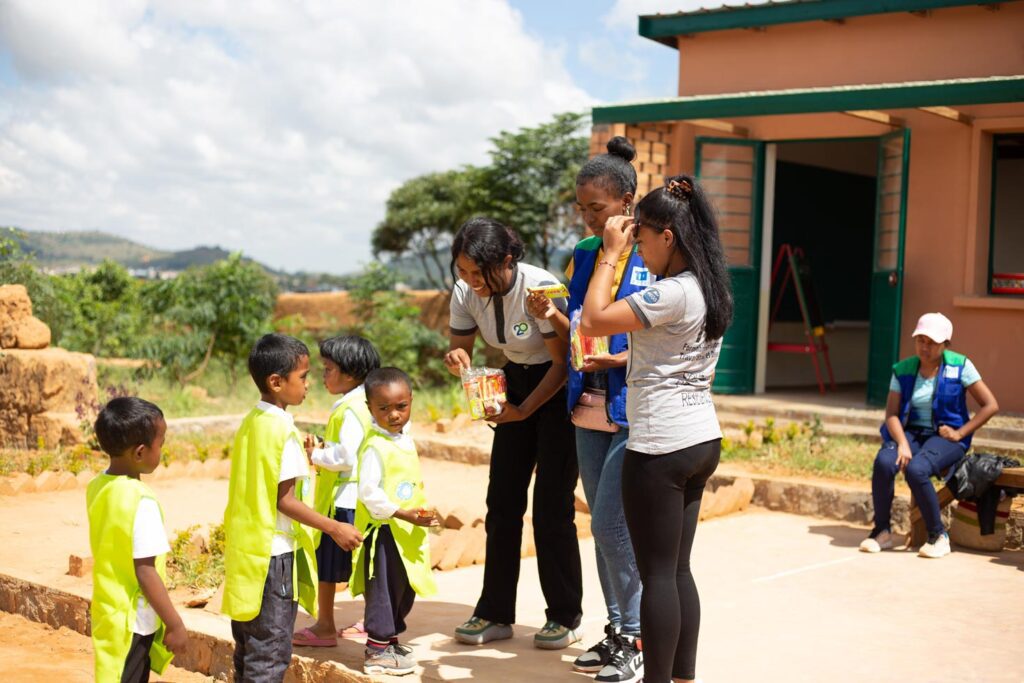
[121,632,155,683]
[231,552,298,683]
[474,361,583,628]
[363,525,416,643]
[622,439,721,683]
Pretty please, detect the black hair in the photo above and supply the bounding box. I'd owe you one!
[248,333,309,393]
[450,217,525,299]
[364,367,413,401]
[576,136,638,198]
[94,397,164,457]
[634,173,734,341]
[318,335,381,381]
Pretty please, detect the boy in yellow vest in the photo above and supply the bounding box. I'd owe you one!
[223,333,363,682]
[292,335,380,648]
[352,367,439,676]
[87,397,189,682]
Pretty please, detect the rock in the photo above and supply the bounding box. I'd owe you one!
[439,528,472,571]
[29,412,83,449]
[204,584,225,615]
[434,418,452,434]
[56,471,77,491]
[450,413,473,431]
[14,316,50,349]
[429,529,458,569]
[186,589,216,608]
[68,554,94,577]
[733,478,755,511]
[216,459,233,478]
[165,461,186,478]
[34,470,61,492]
[186,531,208,559]
[0,284,32,332]
[9,472,36,494]
[76,470,93,488]
[457,525,486,568]
[0,475,21,496]
[202,459,221,477]
[183,460,204,477]
[444,506,481,531]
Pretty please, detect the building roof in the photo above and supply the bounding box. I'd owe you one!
[639,0,1008,46]
[591,75,1024,123]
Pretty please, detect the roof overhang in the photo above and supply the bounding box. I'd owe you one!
[639,0,1006,47]
[591,75,1024,124]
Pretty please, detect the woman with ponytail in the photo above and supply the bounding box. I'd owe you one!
[580,175,733,683]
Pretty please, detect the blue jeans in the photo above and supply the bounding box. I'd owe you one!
[576,426,642,635]
[871,430,966,537]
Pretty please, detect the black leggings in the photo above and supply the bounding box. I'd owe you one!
[621,439,720,682]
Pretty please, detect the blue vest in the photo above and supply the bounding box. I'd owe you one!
[566,236,651,427]
[880,350,973,450]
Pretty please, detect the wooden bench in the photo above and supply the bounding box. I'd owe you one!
[909,466,1024,547]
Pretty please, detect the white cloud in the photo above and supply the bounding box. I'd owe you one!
[0,1,593,273]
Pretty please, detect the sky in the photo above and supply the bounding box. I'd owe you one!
[0,0,768,274]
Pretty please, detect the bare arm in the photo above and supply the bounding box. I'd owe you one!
[277,479,362,550]
[580,217,645,338]
[135,558,188,655]
[939,380,999,442]
[490,334,569,424]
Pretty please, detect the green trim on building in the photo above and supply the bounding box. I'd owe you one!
[592,76,1024,124]
[639,0,1006,45]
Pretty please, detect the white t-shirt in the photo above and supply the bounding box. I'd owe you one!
[131,497,170,636]
[255,401,311,557]
[624,272,723,455]
[449,263,565,365]
[310,389,365,510]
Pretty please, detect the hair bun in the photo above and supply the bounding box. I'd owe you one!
[606,136,636,163]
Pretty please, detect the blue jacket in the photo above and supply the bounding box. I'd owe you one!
[881,349,973,450]
[566,236,652,427]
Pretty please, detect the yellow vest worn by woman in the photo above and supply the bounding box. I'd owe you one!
[312,390,373,545]
[222,407,318,621]
[87,474,173,681]
[350,432,437,598]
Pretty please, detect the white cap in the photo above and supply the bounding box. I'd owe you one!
[912,312,953,343]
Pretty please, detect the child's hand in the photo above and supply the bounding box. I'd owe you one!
[163,621,190,656]
[397,508,440,527]
[303,434,316,462]
[330,522,363,551]
[526,291,557,319]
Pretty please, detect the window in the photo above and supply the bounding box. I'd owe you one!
[990,134,1024,295]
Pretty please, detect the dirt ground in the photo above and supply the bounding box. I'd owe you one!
[2,459,1023,682]
[0,611,209,683]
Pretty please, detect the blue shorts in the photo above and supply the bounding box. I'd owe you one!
[315,507,355,584]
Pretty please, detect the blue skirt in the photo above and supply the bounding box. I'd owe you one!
[315,506,355,584]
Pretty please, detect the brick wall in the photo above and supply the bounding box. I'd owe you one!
[590,122,674,197]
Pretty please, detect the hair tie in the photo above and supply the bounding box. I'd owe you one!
[666,179,692,200]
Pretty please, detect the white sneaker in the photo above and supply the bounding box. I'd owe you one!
[918,532,951,559]
[859,530,893,553]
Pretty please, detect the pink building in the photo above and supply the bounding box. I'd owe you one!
[593,0,1024,410]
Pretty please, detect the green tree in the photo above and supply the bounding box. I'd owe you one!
[371,167,486,290]
[141,253,278,385]
[479,111,589,270]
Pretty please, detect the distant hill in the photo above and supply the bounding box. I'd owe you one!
[16,229,170,268]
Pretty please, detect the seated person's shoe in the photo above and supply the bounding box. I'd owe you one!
[859,529,893,553]
[454,616,513,645]
[534,620,583,650]
[573,623,620,673]
[918,531,951,559]
[364,644,416,676]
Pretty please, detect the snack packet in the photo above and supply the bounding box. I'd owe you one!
[527,283,569,299]
[461,366,507,420]
[569,309,610,371]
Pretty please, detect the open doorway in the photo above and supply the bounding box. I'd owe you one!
[764,139,878,398]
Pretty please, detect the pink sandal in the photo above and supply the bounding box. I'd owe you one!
[292,627,337,647]
[338,620,367,639]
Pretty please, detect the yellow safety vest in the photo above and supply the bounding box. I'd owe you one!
[312,389,373,545]
[222,407,318,621]
[350,432,437,598]
[87,474,173,681]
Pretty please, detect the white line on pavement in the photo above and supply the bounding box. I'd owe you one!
[752,556,858,583]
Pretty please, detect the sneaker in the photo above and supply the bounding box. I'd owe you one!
[859,529,893,553]
[390,641,413,656]
[533,620,583,650]
[573,623,620,673]
[454,616,513,645]
[363,644,416,676]
[918,531,951,559]
[596,633,643,683]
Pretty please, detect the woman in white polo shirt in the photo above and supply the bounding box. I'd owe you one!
[580,175,733,683]
[444,217,583,652]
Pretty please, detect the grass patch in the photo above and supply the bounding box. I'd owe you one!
[166,523,225,591]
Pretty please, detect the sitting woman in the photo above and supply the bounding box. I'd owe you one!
[860,312,999,559]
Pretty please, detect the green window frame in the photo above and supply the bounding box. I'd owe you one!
[988,133,1024,296]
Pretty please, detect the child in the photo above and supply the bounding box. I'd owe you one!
[292,335,380,648]
[222,333,363,682]
[351,367,439,676]
[87,396,189,682]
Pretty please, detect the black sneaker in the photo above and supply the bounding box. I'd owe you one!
[573,623,620,673]
[595,633,643,683]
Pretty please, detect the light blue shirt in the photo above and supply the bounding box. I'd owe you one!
[889,359,980,429]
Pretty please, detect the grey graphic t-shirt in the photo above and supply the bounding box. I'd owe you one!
[624,271,723,455]
[449,263,566,366]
